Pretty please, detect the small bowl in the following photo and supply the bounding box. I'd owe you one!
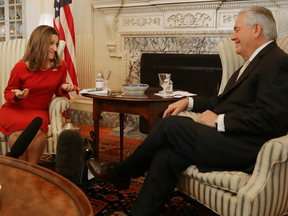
[122,84,149,95]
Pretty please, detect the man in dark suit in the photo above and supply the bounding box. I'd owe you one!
[87,6,288,216]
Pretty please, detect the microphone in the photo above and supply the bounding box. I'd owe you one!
[56,129,84,177]
[5,117,43,158]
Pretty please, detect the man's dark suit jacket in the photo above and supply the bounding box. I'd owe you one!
[192,41,288,173]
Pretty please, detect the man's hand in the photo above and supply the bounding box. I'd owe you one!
[11,88,29,99]
[163,98,189,118]
[61,84,80,92]
[199,110,218,128]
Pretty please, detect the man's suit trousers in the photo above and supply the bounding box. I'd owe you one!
[114,115,201,216]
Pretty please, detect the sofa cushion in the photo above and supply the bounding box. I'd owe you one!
[183,165,251,193]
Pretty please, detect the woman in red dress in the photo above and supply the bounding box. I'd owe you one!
[0,25,79,164]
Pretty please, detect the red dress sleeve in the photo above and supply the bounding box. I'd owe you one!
[4,62,23,104]
[54,60,68,96]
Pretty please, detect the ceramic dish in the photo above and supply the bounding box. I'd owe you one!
[122,84,149,95]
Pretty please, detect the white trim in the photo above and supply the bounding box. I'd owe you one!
[70,95,93,112]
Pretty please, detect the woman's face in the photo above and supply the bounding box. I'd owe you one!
[49,34,59,60]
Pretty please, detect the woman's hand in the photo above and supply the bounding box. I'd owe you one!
[61,83,80,92]
[163,98,189,118]
[11,88,29,99]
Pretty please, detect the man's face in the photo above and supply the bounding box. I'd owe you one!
[231,14,255,60]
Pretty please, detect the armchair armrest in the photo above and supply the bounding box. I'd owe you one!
[49,96,70,145]
[236,135,288,216]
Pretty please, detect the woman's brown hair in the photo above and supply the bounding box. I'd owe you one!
[22,25,62,71]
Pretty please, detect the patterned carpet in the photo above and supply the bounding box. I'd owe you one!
[40,138,218,216]
[84,179,201,216]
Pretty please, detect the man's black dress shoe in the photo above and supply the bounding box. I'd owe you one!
[87,159,131,190]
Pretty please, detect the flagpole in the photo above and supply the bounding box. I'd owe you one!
[53,0,80,130]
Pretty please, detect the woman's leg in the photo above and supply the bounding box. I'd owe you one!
[8,129,47,164]
[8,130,27,161]
[26,129,47,164]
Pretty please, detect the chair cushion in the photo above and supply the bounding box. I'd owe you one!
[183,165,251,193]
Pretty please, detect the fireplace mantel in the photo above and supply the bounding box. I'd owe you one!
[89,0,288,9]
[89,0,222,8]
[89,0,288,59]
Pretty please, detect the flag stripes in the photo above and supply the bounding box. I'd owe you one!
[54,0,78,100]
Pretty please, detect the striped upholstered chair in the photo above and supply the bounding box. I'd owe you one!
[177,36,288,216]
[0,39,69,155]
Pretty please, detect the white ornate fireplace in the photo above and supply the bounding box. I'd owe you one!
[70,0,288,126]
[89,0,288,84]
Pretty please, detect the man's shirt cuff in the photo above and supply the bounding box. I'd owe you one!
[187,97,194,110]
[217,114,225,132]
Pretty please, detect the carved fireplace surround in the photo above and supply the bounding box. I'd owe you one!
[71,0,288,127]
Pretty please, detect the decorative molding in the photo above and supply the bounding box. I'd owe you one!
[223,14,237,24]
[114,2,221,14]
[116,32,122,57]
[278,7,288,38]
[90,0,222,10]
[118,30,233,37]
[122,51,129,84]
[220,2,276,9]
[166,12,212,28]
[275,1,288,7]
[124,17,161,27]
[157,2,221,11]
[105,12,119,57]
[89,0,122,8]
[92,1,288,11]
[97,0,288,65]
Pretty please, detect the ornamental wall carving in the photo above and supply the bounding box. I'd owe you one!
[166,12,212,28]
[123,17,161,27]
[98,1,288,58]
[97,0,288,73]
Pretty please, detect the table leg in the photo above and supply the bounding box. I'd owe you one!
[94,115,100,160]
[119,113,124,161]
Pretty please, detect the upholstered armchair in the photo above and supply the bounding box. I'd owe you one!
[0,39,69,155]
[176,36,288,216]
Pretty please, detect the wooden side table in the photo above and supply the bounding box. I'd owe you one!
[82,87,178,161]
[0,156,93,216]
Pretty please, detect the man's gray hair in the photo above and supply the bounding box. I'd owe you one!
[238,6,277,41]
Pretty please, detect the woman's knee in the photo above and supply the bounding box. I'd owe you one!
[34,129,47,141]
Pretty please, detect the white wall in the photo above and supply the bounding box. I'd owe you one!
[25,0,41,37]
[92,9,123,92]
[25,0,54,37]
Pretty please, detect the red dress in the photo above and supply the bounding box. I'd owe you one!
[0,60,67,135]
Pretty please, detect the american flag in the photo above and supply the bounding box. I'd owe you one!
[53,0,79,101]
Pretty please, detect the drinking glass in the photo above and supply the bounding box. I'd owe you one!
[158,73,171,96]
[101,70,111,91]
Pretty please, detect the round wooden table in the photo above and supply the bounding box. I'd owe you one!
[82,87,179,161]
[0,156,93,216]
